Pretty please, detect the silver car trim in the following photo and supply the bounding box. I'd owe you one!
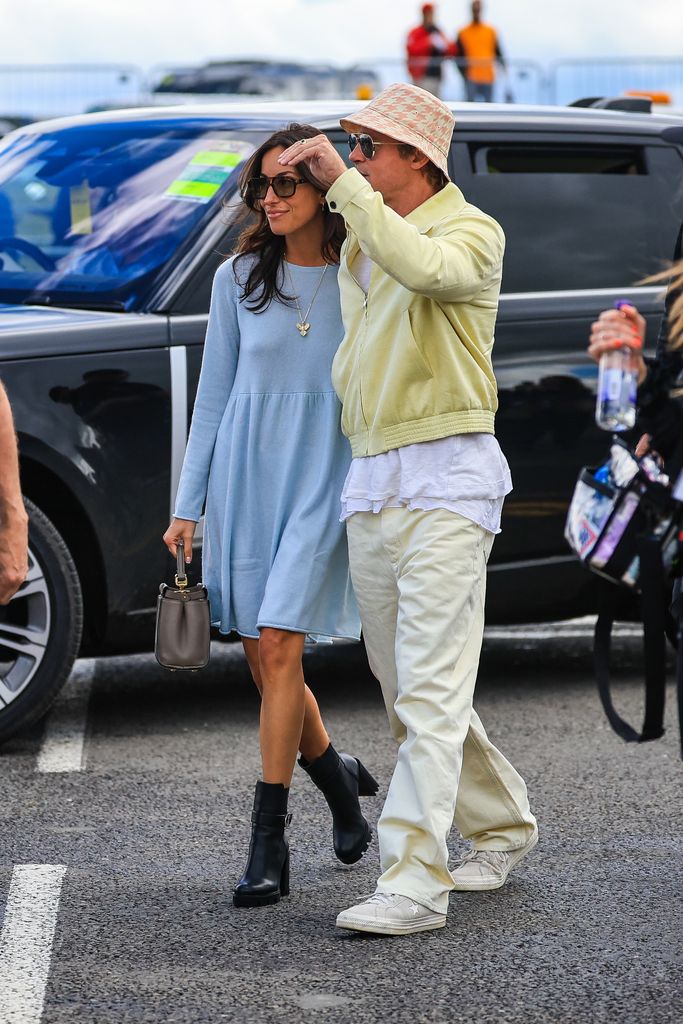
[168,289,663,315]
[169,345,188,520]
[499,285,661,303]
[488,554,577,572]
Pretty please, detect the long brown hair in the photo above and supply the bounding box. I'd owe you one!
[233,124,346,312]
[644,258,683,349]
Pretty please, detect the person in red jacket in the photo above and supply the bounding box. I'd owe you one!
[406,3,455,97]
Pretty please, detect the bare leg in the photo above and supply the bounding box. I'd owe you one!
[241,632,330,782]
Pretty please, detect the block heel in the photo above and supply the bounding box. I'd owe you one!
[356,759,379,796]
[279,851,290,898]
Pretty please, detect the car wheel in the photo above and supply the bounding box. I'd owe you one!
[0,498,83,743]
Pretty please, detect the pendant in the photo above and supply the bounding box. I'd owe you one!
[296,321,310,337]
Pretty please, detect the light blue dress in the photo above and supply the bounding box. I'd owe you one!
[174,255,360,641]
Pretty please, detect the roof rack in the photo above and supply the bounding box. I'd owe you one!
[569,96,652,113]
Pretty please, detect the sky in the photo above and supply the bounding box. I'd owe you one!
[1,0,682,69]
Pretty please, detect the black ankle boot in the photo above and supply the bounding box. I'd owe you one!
[233,781,291,908]
[299,744,378,865]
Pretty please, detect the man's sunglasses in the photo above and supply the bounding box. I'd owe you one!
[347,133,402,160]
[243,174,308,201]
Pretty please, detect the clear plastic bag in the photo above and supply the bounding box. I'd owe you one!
[565,440,679,590]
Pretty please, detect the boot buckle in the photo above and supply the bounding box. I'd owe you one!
[284,813,293,827]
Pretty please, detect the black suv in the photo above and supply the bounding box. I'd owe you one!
[0,100,682,741]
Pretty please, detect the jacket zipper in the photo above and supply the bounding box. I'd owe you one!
[348,265,370,454]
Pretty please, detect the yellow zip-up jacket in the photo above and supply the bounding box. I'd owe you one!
[327,168,505,458]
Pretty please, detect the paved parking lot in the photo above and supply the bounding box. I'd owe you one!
[1,628,682,1024]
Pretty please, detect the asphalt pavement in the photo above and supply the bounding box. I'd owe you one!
[1,627,682,1024]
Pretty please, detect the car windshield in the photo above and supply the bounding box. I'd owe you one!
[0,120,255,310]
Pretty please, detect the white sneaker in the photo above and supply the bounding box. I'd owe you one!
[451,826,539,891]
[335,891,446,935]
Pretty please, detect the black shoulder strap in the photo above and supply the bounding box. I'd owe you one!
[593,534,667,744]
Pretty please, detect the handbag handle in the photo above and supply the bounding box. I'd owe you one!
[175,538,188,589]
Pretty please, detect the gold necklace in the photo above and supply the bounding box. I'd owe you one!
[284,262,328,337]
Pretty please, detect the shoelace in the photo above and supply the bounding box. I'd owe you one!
[363,892,396,906]
[460,849,509,869]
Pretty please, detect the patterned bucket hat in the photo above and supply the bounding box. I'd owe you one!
[340,82,455,179]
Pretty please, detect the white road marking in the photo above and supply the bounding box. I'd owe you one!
[484,628,641,640]
[36,660,96,774]
[0,864,66,1024]
[484,616,642,641]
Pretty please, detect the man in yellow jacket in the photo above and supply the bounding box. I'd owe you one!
[278,83,537,936]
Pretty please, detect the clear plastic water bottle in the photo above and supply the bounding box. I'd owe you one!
[595,347,637,431]
[595,301,639,432]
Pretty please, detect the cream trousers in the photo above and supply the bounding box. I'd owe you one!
[346,507,537,915]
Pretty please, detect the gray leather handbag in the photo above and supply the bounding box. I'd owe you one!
[154,539,210,670]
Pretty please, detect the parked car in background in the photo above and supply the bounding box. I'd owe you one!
[152,60,381,101]
[0,100,682,742]
[0,114,32,139]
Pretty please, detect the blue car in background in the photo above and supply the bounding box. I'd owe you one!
[0,99,682,741]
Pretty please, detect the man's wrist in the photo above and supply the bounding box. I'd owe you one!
[326,167,371,214]
[0,495,28,525]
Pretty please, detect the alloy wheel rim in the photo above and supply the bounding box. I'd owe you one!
[0,545,51,708]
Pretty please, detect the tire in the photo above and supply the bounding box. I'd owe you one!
[0,497,83,743]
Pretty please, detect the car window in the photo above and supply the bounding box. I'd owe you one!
[472,143,646,175]
[0,122,256,310]
[452,138,683,293]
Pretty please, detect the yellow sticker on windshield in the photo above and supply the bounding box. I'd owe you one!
[70,180,93,234]
[165,142,251,204]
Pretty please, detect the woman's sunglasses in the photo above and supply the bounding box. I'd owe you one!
[347,133,402,160]
[243,174,308,201]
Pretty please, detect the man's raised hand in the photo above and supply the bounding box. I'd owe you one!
[277,135,348,190]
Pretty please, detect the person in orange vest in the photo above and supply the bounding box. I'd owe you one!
[455,0,509,102]
[406,3,456,98]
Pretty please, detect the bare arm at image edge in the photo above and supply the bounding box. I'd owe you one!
[0,381,28,604]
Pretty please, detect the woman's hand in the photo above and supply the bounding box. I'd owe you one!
[588,302,647,383]
[163,517,197,563]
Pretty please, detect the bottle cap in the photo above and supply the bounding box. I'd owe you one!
[612,299,643,349]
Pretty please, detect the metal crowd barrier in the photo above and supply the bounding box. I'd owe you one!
[549,57,683,109]
[0,57,682,123]
[0,64,147,120]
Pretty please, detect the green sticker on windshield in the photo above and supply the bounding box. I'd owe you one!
[165,142,251,204]
[191,150,243,168]
[167,180,223,200]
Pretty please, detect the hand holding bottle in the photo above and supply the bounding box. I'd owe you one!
[588,302,647,373]
[588,302,647,432]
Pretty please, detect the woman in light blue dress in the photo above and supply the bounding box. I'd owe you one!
[163,125,377,909]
